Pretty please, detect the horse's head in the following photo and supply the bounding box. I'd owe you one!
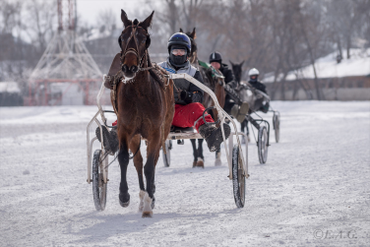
[230,60,245,84]
[180,27,198,64]
[118,10,154,80]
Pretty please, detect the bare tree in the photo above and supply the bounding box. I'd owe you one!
[22,0,56,55]
[181,0,204,31]
[2,0,368,99]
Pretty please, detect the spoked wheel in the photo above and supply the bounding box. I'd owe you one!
[162,140,172,167]
[257,126,269,164]
[232,145,245,208]
[92,149,108,211]
[273,113,280,143]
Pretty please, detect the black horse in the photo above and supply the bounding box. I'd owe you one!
[230,60,249,143]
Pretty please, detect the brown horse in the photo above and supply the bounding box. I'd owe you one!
[114,10,174,217]
[181,28,226,167]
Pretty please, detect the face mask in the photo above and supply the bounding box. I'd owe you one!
[250,76,258,82]
[169,46,188,67]
[170,54,187,66]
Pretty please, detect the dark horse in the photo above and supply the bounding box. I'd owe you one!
[230,60,251,142]
[181,28,226,167]
[114,10,174,217]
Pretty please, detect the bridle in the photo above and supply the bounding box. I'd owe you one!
[119,24,148,72]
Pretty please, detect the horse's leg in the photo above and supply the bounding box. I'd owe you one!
[246,120,249,136]
[214,83,225,166]
[241,119,249,143]
[241,119,245,133]
[130,135,146,211]
[142,130,161,217]
[246,120,250,142]
[190,139,198,167]
[241,119,246,144]
[117,136,131,208]
[215,148,222,166]
[196,139,204,168]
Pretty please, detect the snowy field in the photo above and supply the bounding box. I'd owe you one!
[0,101,369,247]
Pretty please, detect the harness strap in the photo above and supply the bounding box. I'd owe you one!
[120,24,147,70]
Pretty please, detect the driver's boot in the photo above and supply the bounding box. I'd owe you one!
[95,126,119,154]
[230,102,249,123]
[199,124,231,152]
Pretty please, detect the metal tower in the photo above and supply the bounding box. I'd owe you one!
[28,0,103,106]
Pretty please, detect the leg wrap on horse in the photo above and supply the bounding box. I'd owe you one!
[142,192,153,218]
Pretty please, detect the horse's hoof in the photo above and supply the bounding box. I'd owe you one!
[119,192,130,208]
[142,211,153,218]
[196,158,204,168]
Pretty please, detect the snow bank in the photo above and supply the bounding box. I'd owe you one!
[263,48,370,82]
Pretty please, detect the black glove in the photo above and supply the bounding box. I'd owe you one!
[180,90,193,104]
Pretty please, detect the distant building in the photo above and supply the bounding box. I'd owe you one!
[0,82,23,106]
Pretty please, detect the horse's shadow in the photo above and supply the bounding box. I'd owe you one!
[71,208,241,244]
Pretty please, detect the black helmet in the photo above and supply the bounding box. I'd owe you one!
[209,51,222,64]
[167,32,191,55]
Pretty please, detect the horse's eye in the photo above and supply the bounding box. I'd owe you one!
[120,35,127,42]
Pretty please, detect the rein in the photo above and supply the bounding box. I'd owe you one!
[120,24,149,72]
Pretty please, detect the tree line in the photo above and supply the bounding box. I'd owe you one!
[1,0,369,100]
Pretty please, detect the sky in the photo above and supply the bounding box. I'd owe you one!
[76,0,158,26]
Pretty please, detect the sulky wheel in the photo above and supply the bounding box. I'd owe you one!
[92,149,107,211]
[232,145,245,208]
[257,126,269,164]
[273,113,280,143]
[162,140,172,167]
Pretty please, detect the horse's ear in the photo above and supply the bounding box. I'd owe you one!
[121,9,132,27]
[190,27,196,40]
[179,28,184,32]
[240,60,245,66]
[140,11,154,31]
[230,60,235,66]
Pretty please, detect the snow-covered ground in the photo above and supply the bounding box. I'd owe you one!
[0,101,369,247]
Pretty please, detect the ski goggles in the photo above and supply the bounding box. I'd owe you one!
[171,48,186,56]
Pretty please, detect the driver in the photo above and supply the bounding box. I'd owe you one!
[209,51,237,114]
[248,68,269,113]
[157,32,230,152]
